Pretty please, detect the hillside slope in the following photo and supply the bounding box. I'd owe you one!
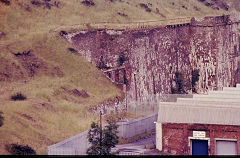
[1,0,239,42]
[0,0,240,155]
[0,32,123,154]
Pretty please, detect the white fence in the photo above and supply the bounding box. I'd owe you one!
[117,113,158,138]
[127,94,193,116]
[48,130,90,155]
[48,113,158,155]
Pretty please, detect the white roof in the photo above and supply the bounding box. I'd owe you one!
[157,85,240,126]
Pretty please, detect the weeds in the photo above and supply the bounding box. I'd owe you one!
[117,12,128,17]
[11,93,27,101]
[139,3,151,12]
[31,0,60,9]
[82,0,95,7]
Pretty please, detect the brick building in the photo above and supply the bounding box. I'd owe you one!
[156,84,240,155]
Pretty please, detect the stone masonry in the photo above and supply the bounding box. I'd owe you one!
[66,14,240,104]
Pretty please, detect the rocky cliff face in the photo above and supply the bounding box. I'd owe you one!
[68,14,240,103]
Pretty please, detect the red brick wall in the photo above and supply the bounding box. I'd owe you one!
[162,123,240,155]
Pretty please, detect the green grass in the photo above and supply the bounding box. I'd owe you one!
[0,0,239,154]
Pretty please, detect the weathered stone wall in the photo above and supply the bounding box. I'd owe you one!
[68,14,240,103]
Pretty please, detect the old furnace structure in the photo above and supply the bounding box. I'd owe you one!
[68,14,240,104]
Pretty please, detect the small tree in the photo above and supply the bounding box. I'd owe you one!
[87,116,119,155]
[102,116,119,155]
[87,122,102,155]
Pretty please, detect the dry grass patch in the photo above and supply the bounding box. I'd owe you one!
[0,32,122,154]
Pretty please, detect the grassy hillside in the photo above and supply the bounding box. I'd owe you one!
[0,0,239,155]
[0,0,239,42]
[0,32,123,154]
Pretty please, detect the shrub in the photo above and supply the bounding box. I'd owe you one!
[82,0,95,6]
[205,2,214,7]
[6,144,36,155]
[11,93,27,101]
[0,0,10,5]
[139,3,151,12]
[59,30,68,36]
[68,48,77,53]
[117,12,128,17]
[118,53,126,66]
[97,56,108,69]
[0,111,4,127]
[31,0,42,6]
[171,71,191,94]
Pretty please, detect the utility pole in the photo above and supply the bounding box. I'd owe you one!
[99,110,102,155]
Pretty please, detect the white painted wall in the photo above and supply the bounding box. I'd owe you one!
[156,122,162,151]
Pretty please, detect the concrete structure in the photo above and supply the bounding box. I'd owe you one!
[156,84,240,155]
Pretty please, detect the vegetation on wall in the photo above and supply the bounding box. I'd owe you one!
[192,69,200,93]
[98,56,109,69]
[171,71,191,94]
[171,69,200,94]
[118,53,126,67]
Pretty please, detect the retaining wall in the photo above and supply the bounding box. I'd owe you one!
[69,14,240,104]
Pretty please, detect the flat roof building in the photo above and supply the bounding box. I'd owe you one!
[156,84,240,155]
